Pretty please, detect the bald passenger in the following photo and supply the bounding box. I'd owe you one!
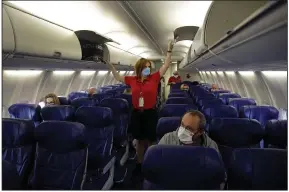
[87,87,97,97]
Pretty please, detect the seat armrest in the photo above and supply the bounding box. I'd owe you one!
[96,155,116,175]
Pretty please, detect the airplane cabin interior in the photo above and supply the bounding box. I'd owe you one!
[2,0,288,190]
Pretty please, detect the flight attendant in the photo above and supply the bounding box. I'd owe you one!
[167,71,182,86]
[107,40,175,174]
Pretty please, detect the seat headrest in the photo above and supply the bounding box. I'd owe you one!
[57,96,69,105]
[203,105,238,120]
[219,93,241,104]
[67,92,88,102]
[71,97,95,108]
[156,117,181,139]
[199,98,223,107]
[228,98,256,110]
[8,103,42,121]
[265,120,287,148]
[100,98,129,114]
[143,145,226,189]
[2,118,35,147]
[210,118,264,147]
[41,105,75,121]
[229,148,287,190]
[35,121,87,152]
[159,104,197,117]
[212,90,230,97]
[75,106,113,127]
[239,106,279,126]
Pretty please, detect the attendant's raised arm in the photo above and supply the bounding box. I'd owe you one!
[107,62,125,83]
[159,40,175,77]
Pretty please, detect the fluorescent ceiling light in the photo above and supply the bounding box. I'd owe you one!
[80,71,95,75]
[239,71,254,76]
[98,70,108,75]
[217,71,224,75]
[225,71,235,75]
[262,71,287,77]
[119,71,126,75]
[4,70,43,76]
[53,71,74,75]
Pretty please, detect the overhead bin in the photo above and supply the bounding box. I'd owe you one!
[3,4,82,60]
[182,0,279,70]
[103,44,141,66]
[173,26,199,41]
[3,6,15,53]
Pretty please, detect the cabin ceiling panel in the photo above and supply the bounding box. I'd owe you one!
[127,1,211,60]
[6,1,161,59]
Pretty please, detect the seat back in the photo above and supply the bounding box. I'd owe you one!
[8,103,42,126]
[2,160,22,190]
[71,97,96,108]
[75,106,114,159]
[159,104,197,118]
[264,120,287,149]
[228,98,256,112]
[41,105,75,121]
[239,106,279,127]
[67,92,88,102]
[117,94,132,109]
[100,98,129,142]
[143,145,226,189]
[156,117,181,141]
[31,121,88,190]
[219,93,241,104]
[203,105,238,131]
[166,97,194,104]
[210,118,264,170]
[211,90,230,97]
[198,98,223,108]
[58,96,69,105]
[2,118,35,188]
[168,92,188,98]
[228,148,287,190]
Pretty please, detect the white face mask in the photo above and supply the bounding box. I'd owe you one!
[177,126,194,144]
[174,75,178,78]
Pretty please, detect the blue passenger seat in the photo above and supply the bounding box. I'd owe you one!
[41,105,75,121]
[264,120,287,149]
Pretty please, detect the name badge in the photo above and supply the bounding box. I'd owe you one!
[139,96,144,107]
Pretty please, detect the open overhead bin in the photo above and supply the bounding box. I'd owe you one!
[2,2,139,70]
[182,0,287,71]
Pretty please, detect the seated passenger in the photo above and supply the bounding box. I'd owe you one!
[123,88,132,94]
[87,87,97,97]
[210,84,219,92]
[180,84,189,91]
[158,110,220,154]
[44,93,60,106]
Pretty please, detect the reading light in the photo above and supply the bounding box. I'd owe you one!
[4,70,43,76]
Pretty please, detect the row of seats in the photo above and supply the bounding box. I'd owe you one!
[142,145,287,190]
[140,82,287,189]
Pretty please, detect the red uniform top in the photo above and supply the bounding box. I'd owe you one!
[125,71,160,109]
[168,76,182,84]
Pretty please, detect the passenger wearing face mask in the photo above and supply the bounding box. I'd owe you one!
[158,110,219,154]
[44,93,60,106]
[107,40,176,175]
[167,71,182,86]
